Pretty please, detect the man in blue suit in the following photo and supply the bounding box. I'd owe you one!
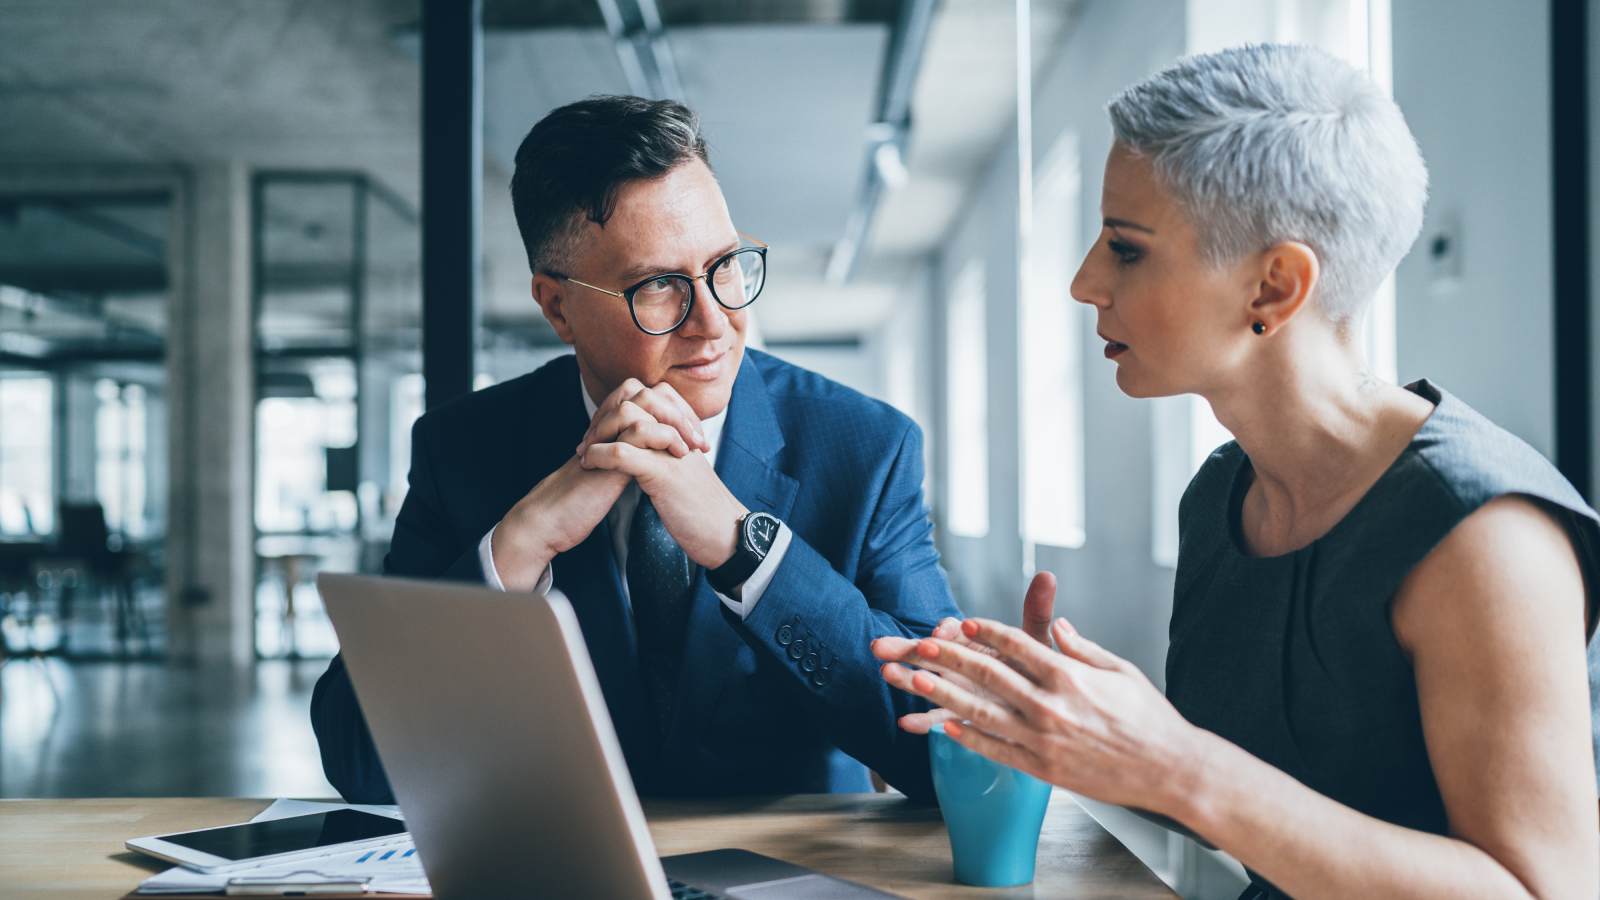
[311,95,962,804]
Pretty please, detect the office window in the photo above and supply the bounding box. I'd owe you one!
[0,375,53,535]
[255,361,359,534]
[945,259,989,538]
[95,380,148,538]
[1021,136,1086,549]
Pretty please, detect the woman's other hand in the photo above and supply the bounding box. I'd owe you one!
[871,572,1059,734]
[878,614,1209,816]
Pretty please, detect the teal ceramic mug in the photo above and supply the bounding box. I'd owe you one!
[928,722,1054,887]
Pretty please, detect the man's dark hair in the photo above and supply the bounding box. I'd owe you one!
[510,95,710,275]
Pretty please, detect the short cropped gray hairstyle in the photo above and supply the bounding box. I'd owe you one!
[1107,44,1428,324]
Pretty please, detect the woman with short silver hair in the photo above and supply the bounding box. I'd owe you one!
[875,44,1600,898]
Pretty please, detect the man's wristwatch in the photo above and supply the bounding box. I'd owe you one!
[707,511,781,595]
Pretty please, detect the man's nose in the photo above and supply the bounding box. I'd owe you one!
[677,278,729,338]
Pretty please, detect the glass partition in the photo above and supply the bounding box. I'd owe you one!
[252,174,419,658]
[0,193,171,658]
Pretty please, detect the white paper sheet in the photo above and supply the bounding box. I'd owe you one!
[134,799,430,895]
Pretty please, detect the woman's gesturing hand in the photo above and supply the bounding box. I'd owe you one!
[876,613,1211,816]
[872,572,1059,735]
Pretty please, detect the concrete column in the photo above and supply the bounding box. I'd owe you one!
[165,163,254,665]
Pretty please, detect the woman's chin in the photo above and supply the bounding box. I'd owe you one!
[1113,365,1147,397]
[1113,364,1176,399]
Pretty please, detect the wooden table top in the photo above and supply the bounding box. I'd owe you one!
[0,794,1175,898]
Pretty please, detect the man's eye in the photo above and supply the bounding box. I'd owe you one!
[640,277,676,294]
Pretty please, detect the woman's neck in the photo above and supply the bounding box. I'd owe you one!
[1205,331,1433,546]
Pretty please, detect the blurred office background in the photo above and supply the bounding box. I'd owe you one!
[0,0,1593,895]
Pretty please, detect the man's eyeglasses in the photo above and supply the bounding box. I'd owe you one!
[549,235,769,335]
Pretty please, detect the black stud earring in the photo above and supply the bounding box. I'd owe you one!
[1252,321,1267,335]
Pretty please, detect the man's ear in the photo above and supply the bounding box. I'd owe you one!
[1248,241,1320,334]
[532,273,577,346]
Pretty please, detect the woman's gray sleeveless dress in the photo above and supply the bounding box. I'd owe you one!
[1168,380,1600,898]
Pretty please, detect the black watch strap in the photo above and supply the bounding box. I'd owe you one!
[707,512,780,595]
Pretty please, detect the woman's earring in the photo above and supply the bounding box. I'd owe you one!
[1252,321,1267,335]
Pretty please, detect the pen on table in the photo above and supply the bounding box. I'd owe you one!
[223,873,371,895]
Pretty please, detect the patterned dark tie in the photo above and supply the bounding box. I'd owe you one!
[626,494,695,736]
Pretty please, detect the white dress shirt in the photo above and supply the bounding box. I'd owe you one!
[477,382,791,618]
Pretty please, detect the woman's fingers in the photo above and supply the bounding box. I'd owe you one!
[881,657,979,696]
[879,660,917,692]
[899,666,1035,741]
[871,635,919,661]
[958,618,1062,684]
[1051,618,1126,671]
[897,707,959,735]
[1021,571,1058,647]
[899,640,1056,724]
[944,721,1047,779]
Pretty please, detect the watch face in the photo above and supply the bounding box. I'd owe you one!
[745,512,779,553]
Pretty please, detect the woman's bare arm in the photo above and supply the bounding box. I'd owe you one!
[1169,496,1596,898]
[873,496,1598,898]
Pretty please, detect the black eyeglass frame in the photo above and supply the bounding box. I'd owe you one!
[548,234,769,335]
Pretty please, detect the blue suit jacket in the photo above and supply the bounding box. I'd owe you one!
[311,349,960,803]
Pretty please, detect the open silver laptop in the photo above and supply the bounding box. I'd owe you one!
[318,573,900,900]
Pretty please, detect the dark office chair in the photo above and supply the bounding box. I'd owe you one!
[0,538,41,662]
[54,501,148,657]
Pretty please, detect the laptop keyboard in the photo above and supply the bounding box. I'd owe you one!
[669,877,724,899]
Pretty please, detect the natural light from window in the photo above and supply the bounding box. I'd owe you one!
[0,375,53,536]
[946,259,990,539]
[1021,134,1086,550]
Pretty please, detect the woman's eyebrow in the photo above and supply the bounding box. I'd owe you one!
[1104,217,1155,234]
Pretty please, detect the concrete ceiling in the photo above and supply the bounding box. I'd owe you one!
[870,0,1080,259]
[0,0,1081,348]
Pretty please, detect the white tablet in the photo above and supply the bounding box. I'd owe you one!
[125,808,409,873]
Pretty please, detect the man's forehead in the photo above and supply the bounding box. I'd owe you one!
[611,160,722,219]
[587,162,735,257]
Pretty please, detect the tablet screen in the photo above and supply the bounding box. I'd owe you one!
[162,809,406,861]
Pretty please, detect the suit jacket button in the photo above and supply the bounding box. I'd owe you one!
[775,625,794,646]
[787,639,806,660]
[801,653,820,673]
[812,669,832,687]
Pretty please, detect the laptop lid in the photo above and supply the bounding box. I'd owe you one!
[318,573,669,900]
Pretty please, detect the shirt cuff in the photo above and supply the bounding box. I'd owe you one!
[712,522,792,619]
[478,524,553,594]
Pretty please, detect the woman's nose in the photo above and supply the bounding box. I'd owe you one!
[1070,254,1109,309]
